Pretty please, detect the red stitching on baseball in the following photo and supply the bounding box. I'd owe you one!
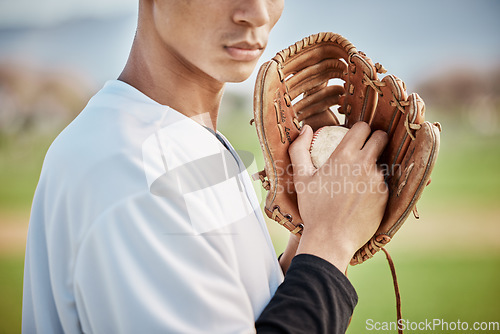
[310,126,325,153]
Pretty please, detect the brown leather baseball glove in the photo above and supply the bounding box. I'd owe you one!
[252,32,441,266]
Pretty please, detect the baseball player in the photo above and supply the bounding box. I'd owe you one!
[22,1,388,333]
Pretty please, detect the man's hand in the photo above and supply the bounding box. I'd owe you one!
[289,122,389,273]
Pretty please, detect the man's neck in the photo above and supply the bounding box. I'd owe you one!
[118,32,224,131]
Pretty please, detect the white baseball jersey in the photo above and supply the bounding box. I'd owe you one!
[22,80,284,333]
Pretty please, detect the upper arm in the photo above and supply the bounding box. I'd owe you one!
[73,194,256,334]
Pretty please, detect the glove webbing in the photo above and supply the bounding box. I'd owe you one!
[358,70,424,143]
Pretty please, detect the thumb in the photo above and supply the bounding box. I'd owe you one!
[288,125,315,179]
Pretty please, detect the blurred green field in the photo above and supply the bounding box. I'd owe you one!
[347,253,500,333]
[0,255,24,334]
[0,109,499,333]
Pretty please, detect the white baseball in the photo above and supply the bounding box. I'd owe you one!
[310,126,349,168]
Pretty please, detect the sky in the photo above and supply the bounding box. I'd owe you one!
[0,0,137,28]
[0,0,499,95]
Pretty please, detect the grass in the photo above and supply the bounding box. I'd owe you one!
[0,133,55,213]
[346,252,500,333]
[1,252,498,334]
[1,110,500,333]
[0,255,24,334]
[424,125,500,208]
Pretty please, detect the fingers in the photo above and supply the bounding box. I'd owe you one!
[336,121,371,151]
[336,122,388,160]
[288,125,316,179]
[362,130,388,160]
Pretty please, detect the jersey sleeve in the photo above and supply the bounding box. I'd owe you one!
[73,193,257,334]
[256,254,358,333]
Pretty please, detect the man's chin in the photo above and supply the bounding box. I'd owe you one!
[224,70,255,84]
[219,60,260,83]
[227,77,250,84]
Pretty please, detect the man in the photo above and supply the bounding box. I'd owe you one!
[22,1,388,333]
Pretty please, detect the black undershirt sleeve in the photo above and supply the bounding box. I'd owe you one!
[255,254,358,334]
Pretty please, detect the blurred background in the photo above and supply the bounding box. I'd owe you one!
[1,0,499,333]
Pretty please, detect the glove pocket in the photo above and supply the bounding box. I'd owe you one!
[254,59,304,233]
